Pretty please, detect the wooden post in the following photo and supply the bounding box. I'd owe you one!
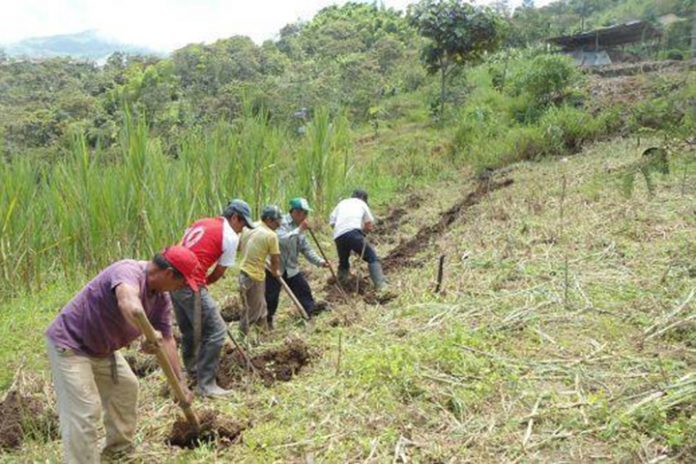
[692,13,696,66]
[435,255,445,293]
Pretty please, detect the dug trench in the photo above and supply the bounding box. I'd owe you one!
[382,178,514,271]
[321,178,513,305]
[0,391,59,450]
[217,338,311,388]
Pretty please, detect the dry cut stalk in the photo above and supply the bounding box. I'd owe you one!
[522,395,544,448]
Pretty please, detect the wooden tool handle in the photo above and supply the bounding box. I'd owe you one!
[308,228,349,301]
[278,274,310,320]
[133,310,200,431]
[266,267,310,320]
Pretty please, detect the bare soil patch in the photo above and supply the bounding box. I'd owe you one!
[124,353,159,378]
[217,338,311,388]
[0,391,59,450]
[220,296,244,322]
[323,275,395,305]
[372,193,422,245]
[167,409,244,449]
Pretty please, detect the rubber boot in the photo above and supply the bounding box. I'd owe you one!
[337,268,350,287]
[313,301,330,314]
[196,342,232,398]
[368,261,387,292]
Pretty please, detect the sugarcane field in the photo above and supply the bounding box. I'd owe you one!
[1,1,695,462]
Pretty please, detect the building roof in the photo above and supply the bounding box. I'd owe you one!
[547,21,661,50]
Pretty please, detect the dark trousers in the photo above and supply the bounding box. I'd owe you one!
[265,270,315,321]
[334,229,378,271]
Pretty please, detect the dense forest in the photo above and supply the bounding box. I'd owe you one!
[0,0,693,161]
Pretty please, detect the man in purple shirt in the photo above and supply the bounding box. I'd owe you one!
[45,246,199,463]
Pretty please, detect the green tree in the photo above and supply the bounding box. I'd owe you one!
[408,0,503,118]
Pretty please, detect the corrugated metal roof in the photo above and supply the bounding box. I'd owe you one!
[547,21,661,50]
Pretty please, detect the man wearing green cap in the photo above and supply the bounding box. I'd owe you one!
[238,205,282,335]
[265,197,329,328]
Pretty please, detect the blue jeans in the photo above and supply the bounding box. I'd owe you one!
[334,229,378,271]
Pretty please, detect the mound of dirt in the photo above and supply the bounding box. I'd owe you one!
[0,391,59,450]
[217,338,311,388]
[167,410,244,449]
[323,274,396,305]
[324,274,370,298]
[124,353,159,378]
[383,179,513,270]
[220,296,244,322]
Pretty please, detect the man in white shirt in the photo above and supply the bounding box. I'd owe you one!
[329,189,387,291]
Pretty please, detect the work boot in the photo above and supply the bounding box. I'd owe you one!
[196,338,232,398]
[313,301,330,314]
[337,268,350,287]
[196,382,232,398]
[368,261,388,292]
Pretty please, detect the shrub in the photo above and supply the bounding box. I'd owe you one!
[629,97,683,132]
[510,54,579,102]
[539,105,603,155]
[665,49,685,61]
[506,125,549,161]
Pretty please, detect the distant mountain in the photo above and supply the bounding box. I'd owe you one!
[2,30,156,62]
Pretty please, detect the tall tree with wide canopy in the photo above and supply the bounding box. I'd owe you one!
[408,0,503,118]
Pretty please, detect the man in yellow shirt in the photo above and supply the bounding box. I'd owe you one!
[238,205,282,335]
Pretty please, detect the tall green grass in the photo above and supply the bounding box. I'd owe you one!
[0,107,353,297]
[294,107,351,215]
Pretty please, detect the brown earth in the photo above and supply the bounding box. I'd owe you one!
[217,338,311,388]
[124,353,160,378]
[371,193,422,246]
[220,295,244,322]
[323,275,395,305]
[167,410,244,449]
[383,178,514,270]
[0,391,59,450]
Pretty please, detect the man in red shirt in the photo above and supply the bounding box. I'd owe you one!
[172,199,253,397]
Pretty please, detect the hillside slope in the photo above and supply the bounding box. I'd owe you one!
[4,133,694,462]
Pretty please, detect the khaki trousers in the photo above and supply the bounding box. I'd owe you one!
[239,272,268,335]
[46,338,138,464]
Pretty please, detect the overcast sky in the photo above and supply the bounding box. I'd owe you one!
[0,0,554,51]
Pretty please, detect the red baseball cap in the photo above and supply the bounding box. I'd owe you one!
[161,246,200,292]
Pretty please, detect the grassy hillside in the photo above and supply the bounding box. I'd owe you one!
[0,1,694,462]
[2,131,694,462]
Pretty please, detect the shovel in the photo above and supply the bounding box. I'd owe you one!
[133,309,200,433]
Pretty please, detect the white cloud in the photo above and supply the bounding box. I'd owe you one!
[0,0,554,51]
